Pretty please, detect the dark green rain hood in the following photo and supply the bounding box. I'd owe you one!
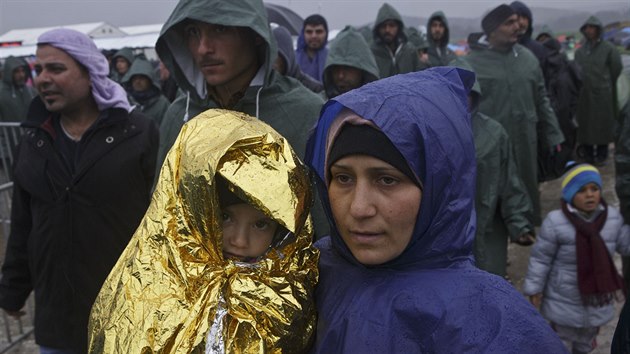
[323,26,379,98]
[155,0,276,103]
[112,47,134,65]
[580,16,603,39]
[372,3,407,43]
[121,58,162,90]
[427,11,450,47]
[2,56,30,86]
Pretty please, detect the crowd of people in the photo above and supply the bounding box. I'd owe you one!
[0,0,628,353]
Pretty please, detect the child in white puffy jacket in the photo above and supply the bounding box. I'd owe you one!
[523,162,630,354]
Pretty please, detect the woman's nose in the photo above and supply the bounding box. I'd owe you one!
[349,182,377,219]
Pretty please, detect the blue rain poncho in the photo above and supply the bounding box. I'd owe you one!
[305,68,567,353]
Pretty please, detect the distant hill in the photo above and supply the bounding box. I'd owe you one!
[379,5,630,42]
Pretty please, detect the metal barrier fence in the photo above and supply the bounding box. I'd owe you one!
[0,123,23,184]
[0,182,34,353]
[0,124,35,352]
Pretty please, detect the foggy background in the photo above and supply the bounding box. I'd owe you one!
[1,0,629,40]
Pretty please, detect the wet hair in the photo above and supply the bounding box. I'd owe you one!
[303,14,328,33]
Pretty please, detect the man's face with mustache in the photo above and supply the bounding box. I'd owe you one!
[185,20,260,89]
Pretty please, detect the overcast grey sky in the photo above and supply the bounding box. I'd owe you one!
[0,0,627,35]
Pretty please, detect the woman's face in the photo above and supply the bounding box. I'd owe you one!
[328,154,422,265]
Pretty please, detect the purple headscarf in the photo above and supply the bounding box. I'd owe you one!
[37,28,130,112]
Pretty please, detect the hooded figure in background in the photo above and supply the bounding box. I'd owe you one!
[272,25,323,93]
[89,110,319,353]
[155,0,324,167]
[121,58,170,126]
[451,57,534,277]
[0,56,36,122]
[295,14,329,83]
[574,15,622,164]
[109,47,135,83]
[322,26,379,99]
[305,68,566,353]
[426,11,457,67]
[370,3,421,78]
[510,1,549,64]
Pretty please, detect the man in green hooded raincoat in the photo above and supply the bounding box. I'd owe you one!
[121,58,170,127]
[0,56,36,122]
[370,3,421,78]
[575,15,622,164]
[426,11,457,67]
[155,0,326,236]
[156,0,324,165]
[322,26,380,99]
[466,4,564,226]
[452,57,535,277]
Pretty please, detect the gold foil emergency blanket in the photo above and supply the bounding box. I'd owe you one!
[88,110,319,353]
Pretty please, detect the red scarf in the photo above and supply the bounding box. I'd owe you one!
[561,199,625,306]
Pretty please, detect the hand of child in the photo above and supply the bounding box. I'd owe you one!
[529,293,542,308]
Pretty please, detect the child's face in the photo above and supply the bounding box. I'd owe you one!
[572,182,601,213]
[221,203,278,261]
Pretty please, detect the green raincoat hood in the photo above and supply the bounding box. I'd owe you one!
[372,3,407,43]
[112,47,134,65]
[580,16,603,39]
[323,26,379,98]
[2,56,30,86]
[535,25,554,41]
[121,58,161,90]
[427,11,450,47]
[155,0,276,103]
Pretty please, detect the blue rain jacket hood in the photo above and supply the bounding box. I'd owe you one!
[307,67,476,269]
[305,68,567,353]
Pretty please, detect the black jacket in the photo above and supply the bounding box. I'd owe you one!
[0,97,158,353]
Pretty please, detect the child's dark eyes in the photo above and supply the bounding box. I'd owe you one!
[254,220,271,230]
[221,212,231,222]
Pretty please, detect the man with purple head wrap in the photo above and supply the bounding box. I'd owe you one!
[0,28,159,353]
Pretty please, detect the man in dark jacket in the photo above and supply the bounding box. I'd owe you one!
[370,3,421,78]
[0,29,158,353]
[322,26,379,99]
[426,11,457,67]
[466,4,564,226]
[0,56,36,122]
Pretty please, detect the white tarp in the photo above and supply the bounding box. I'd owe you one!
[0,32,159,59]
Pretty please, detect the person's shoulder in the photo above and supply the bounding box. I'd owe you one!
[266,73,325,105]
[313,236,332,251]
[542,208,568,227]
[514,44,539,64]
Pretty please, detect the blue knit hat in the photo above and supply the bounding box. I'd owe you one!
[561,162,602,203]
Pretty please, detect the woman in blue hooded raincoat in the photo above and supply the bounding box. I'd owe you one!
[305,68,567,353]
